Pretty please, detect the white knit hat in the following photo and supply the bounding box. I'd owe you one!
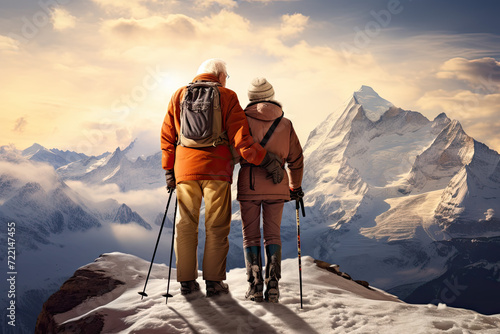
[248,77,275,102]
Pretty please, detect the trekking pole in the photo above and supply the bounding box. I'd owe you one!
[296,197,305,309]
[138,189,174,299]
[162,196,178,304]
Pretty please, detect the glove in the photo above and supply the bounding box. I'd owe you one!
[260,151,284,184]
[290,187,304,201]
[165,169,176,190]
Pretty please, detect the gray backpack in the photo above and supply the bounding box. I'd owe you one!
[178,81,229,148]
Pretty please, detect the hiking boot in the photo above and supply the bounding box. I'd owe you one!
[205,280,229,297]
[265,278,279,303]
[246,281,264,302]
[180,280,200,295]
[244,246,264,302]
[265,244,281,303]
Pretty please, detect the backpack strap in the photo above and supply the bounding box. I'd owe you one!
[244,112,283,191]
[260,112,284,147]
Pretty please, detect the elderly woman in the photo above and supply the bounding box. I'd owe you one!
[237,77,304,303]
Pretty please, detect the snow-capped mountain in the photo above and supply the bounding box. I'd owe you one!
[304,85,500,239]
[35,252,500,333]
[21,143,89,169]
[114,203,152,230]
[0,161,100,255]
[57,142,164,191]
[405,236,500,315]
[299,85,500,314]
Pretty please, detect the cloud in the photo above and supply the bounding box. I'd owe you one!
[100,10,254,58]
[417,89,500,151]
[109,220,152,244]
[243,0,299,2]
[103,15,198,40]
[466,121,500,153]
[195,0,238,9]
[0,159,60,192]
[51,7,77,31]
[416,56,500,152]
[2,6,388,154]
[91,0,160,17]
[417,89,500,119]
[280,13,309,37]
[437,57,500,92]
[13,117,28,133]
[65,180,166,222]
[0,35,19,52]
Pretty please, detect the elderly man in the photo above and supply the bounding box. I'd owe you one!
[161,59,283,297]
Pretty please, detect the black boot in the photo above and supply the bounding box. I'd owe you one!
[180,280,200,295]
[205,280,229,297]
[244,246,264,302]
[264,244,281,303]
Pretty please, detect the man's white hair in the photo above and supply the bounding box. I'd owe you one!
[197,58,227,76]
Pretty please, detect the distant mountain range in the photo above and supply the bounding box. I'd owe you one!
[21,143,91,169]
[0,147,155,332]
[20,139,163,192]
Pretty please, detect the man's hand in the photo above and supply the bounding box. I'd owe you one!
[165,169,176,191]
[260,151,284,184]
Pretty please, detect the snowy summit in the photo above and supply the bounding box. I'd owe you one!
[353,85,393,122]
[36,253,500,333]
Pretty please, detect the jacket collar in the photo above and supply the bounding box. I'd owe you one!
[192,73,221,85]
[244,101,283,121]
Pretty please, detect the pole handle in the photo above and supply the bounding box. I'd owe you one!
[296,198,306,217]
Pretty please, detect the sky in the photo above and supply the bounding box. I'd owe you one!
[1,0,500,156]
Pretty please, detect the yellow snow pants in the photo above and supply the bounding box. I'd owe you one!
[174,180,231,282]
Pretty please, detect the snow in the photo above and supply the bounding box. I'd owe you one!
[103,165,121,182]
[348,124,436,187]
[56,252,500,333]
[360,189,446,242]
[353,85,393,122]
[21,143,46,158]
[86,156,109,173]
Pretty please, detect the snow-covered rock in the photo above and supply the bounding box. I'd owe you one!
[114,203,152,230]
[35,252,500,333]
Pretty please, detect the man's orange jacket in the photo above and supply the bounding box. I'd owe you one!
[161,73,266,183]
